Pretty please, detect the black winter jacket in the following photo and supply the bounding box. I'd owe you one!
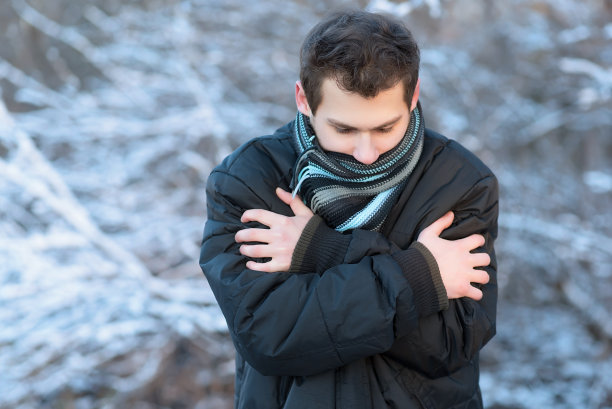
[200,121,499,409]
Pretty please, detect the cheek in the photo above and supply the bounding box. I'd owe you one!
[313,128,354,154]
[376,130,406,154]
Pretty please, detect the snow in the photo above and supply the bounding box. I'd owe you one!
[584,170,612,194]
[1,0,611,408]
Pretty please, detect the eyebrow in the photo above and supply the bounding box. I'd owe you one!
[327,115,402,131]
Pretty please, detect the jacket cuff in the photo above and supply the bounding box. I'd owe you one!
[289,215,351,274]
[391,242,449,317]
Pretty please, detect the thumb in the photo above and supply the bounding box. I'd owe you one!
[277,187,312,216]
[289,193,312,216]
[425,211,454,237]
[276,187,293,206]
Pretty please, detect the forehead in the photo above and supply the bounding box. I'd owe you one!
[316,78,408,127]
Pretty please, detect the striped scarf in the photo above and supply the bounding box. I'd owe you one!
[290,103,424,232]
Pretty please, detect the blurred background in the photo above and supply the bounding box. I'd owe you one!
[1,0,611,408]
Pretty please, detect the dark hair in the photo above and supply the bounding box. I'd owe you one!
[300,9,420,114]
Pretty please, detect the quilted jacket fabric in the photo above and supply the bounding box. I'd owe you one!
[200,121,499,409]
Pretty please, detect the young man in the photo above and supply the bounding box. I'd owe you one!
[200,9,498,409]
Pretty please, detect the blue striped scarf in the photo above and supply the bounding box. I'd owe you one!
[290,103,424,232]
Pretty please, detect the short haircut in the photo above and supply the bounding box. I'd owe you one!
[300,9,420,115]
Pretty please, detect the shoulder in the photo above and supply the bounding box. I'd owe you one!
[422,128,497,187]
[210,121,298,188]
[388,128,499,242]
[400,128,498,216]
[205,121,298,211]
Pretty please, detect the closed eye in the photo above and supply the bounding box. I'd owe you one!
[335,127,354,134]
[335,127,394,134]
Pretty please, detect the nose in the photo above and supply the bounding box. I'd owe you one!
[353,134,379,165]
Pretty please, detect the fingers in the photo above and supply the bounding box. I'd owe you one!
[245,258,288,273]
[246,259,274,273]
[470,252,491,268]
[464,285,484,301]
[241,208,286,226]
[235,228,274,243]
[459,234,486,251]
[239,244,276,259]
[242,187,312,226]
[469,268,490,285]
[423,211,454,237]
[237,188,312,275]
[238,241,291,273]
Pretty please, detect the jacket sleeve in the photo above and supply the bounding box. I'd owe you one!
[199,169,446,377]
[383,174,499,377]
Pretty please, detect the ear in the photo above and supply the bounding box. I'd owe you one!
[295,81,312,116]
[410,78,420,112]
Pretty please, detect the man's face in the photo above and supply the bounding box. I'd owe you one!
[296,78,415,165]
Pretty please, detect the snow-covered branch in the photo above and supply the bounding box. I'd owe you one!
[1,0,610,408]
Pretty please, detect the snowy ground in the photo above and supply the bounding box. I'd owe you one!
[1,0,611,408]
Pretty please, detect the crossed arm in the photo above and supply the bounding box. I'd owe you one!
[235,187,490,301]
[201,169,498,377]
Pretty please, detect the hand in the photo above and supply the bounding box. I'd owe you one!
[235,187,314,272]
[417,211,491,300]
